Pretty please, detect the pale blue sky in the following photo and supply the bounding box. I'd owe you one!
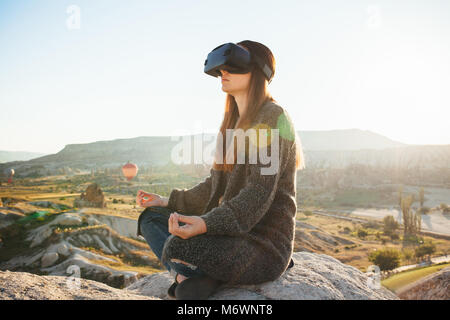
[1,0,449,154]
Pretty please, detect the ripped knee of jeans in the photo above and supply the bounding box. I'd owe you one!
[170,258,198,270]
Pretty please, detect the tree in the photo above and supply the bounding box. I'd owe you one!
[401,195,421,236]
[357,228,368,239]
[410,193,416,205]
[397,185,403,209]
[383,215,399,235]
[418,187,425,208]
[415,240,436,262]
[369,248,401,272]
[401,248,415,264]
[440,203,450,214]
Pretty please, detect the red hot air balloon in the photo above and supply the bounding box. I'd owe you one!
[122,161,138,181]
[7,168,14,184]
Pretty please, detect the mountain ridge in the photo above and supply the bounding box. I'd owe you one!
[1,129,448,178]
[0,151,47,164]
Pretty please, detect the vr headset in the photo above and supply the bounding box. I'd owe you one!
[204,42,273,84]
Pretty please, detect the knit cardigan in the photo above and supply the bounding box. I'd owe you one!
[160,100,297,285]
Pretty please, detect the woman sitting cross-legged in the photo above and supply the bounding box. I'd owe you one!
[136,40,305,300]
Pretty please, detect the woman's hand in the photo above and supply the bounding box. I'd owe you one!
[168,212,207,239]
[136,190,167,208]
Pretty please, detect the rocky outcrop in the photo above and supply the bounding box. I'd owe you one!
[0,210,152,289]
[0,270,158,300]
[41,252,59,268]
[74,183,106,208]
[126,252,399,300]
[397,266,450,300]
[89,213,139,239]
[0,208,24,229]
[0,252,398,300]
[1,201,399,300]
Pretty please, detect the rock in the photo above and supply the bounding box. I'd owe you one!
[25,212,82,248]
[57,243,70,256]
[89,213,139,239]
[0,270,158,300]
[126,252,399,300]
[0,211,23,229]
[91,234,113,254]
[29,226,53,248]
[0,249,46,271]
[57,213,82,226]
[125,271,174,299]
[41,252,139,289]
[74,183,106,208]
[43,242,72,257]
[1,197,26,206]
[41,252,59,268]
[0,252,399,300]
[87,216,100,225]
[397,266,450,300]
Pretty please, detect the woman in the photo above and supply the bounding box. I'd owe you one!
[136,40,305,300]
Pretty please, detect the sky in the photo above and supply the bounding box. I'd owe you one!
[1,0,449,154]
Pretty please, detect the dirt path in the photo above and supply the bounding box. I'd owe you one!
[312,207,450,236]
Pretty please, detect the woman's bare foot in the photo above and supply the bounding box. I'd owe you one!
[176,274,188,283]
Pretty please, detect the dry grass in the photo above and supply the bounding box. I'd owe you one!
[296,210,450,272]
[382,262,450,293]
[80,247,162,275]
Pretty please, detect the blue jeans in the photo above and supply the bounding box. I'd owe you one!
[138,206,207,279]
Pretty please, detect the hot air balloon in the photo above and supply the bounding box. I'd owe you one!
[122,161,138,181]
[7,168,14,184]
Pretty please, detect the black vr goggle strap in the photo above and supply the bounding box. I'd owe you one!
[251,53,273,83]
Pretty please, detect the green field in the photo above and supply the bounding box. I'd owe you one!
[381,262,450,292]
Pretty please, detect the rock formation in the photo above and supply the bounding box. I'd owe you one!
[0,252,399,300]
[1,199,400,300]
[126,251,399,300]
[74,183,106,208]
[0,270,157,300]
[0,210,150,289]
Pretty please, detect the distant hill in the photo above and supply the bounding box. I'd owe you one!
[298,128,407,151]
[26,134,212,168]
[0,151,47,164]
[0,129,448,178]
